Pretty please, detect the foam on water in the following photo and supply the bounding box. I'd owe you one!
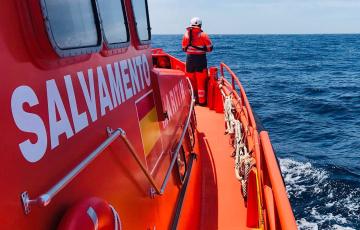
[280,158,328,197]
[279,158,360,229]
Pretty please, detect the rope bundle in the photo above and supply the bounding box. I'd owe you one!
[223,95,255,197]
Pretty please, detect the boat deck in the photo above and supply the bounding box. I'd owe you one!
[195,106,250,230]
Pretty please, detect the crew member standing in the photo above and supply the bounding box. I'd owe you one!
[182,17,213,105]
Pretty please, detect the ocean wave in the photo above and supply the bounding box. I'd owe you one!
[297,218,356,230]
[279,158,360,229]
[238,70,252,74]
[302,86,328,95]
[304,99,349,115]
[280,158,328,197]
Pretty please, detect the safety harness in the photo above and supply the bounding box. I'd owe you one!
[184,27,207,52]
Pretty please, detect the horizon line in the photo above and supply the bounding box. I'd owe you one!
[153,32,360,36]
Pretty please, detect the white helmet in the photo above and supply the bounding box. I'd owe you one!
[190,17,202,27]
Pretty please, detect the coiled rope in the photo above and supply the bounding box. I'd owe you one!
[222,94,255,197]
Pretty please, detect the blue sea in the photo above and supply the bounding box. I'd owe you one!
[152,34,360,229]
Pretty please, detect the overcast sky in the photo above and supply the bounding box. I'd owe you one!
[148,0,360,34]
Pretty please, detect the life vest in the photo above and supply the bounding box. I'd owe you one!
[182,27,213,55]
[58,197,122,230]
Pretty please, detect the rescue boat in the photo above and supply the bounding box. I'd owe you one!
[0,0,297,229]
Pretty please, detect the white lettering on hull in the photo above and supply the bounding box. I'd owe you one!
[108,63,124,107]
[65,75,89,133]
[142,54,151,87]
[47,79,74,150]
[11,86,47,163]
[78,70,98,122]
[120,59,133,100]
[97,66,114,116]
[162,80,187,129]
[11,55,151,163]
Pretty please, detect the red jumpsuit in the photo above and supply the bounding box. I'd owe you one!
[182,26,213,105]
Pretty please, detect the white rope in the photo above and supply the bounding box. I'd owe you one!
[221,88,255,198]
[224,96,235,134]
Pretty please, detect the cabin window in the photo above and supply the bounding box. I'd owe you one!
[42,0,101,55]
[97,0,129,46]
[131,0,151,41]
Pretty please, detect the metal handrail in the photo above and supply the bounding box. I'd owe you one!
[21,128,124,215]
[120,77,195,195]
[116,77,195,196]
[220,63,257,130]
[21,78,195,215]
[160,78,195,194]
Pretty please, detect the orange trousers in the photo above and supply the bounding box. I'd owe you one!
[188,69,208,105]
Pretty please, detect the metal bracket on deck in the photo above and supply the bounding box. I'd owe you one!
[21,192,31,215]
[149,187,156,199]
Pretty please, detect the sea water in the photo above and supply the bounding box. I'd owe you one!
[152,34,360,229]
